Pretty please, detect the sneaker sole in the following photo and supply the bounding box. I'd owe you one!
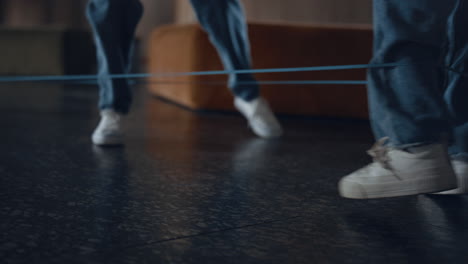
[339,176,457,199]
[249,123,283,139]
[92,135,124,146]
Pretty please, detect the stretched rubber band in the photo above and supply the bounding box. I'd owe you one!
[0,62,402,83]
[63,80,368,86]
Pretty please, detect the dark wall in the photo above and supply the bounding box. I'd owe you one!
[2,0,88,28]
[1,0,175,35]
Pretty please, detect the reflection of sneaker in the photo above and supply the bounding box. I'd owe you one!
[338,138,457,199]
[91,109,124,146]
[434,160,468,195]
[234,97,283,139]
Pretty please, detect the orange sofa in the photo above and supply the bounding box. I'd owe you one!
[147,23,373,119]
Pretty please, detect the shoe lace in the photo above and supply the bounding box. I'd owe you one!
[367,137,393,170]
[366,137,403,180]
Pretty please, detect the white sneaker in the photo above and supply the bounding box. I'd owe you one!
[338,138,457,199]
[434,160,468,195]
[92,109,124,146]
[234,97,283,139]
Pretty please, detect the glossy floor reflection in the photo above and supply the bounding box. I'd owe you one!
[1,84,468,264]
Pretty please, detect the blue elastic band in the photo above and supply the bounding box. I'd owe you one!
[0,62,403,83]
[71,80,368,86]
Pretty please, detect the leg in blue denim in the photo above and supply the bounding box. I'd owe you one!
[369,0,455,146]
[86,0,143,114]
[338,1,461,199]
[445,0,468,160]
[190,0,259,101]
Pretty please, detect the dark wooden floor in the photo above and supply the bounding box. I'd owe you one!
[1,84,468,264]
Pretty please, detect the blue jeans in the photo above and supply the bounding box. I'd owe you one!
[86,0,259,114]
[369,0,468,158]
